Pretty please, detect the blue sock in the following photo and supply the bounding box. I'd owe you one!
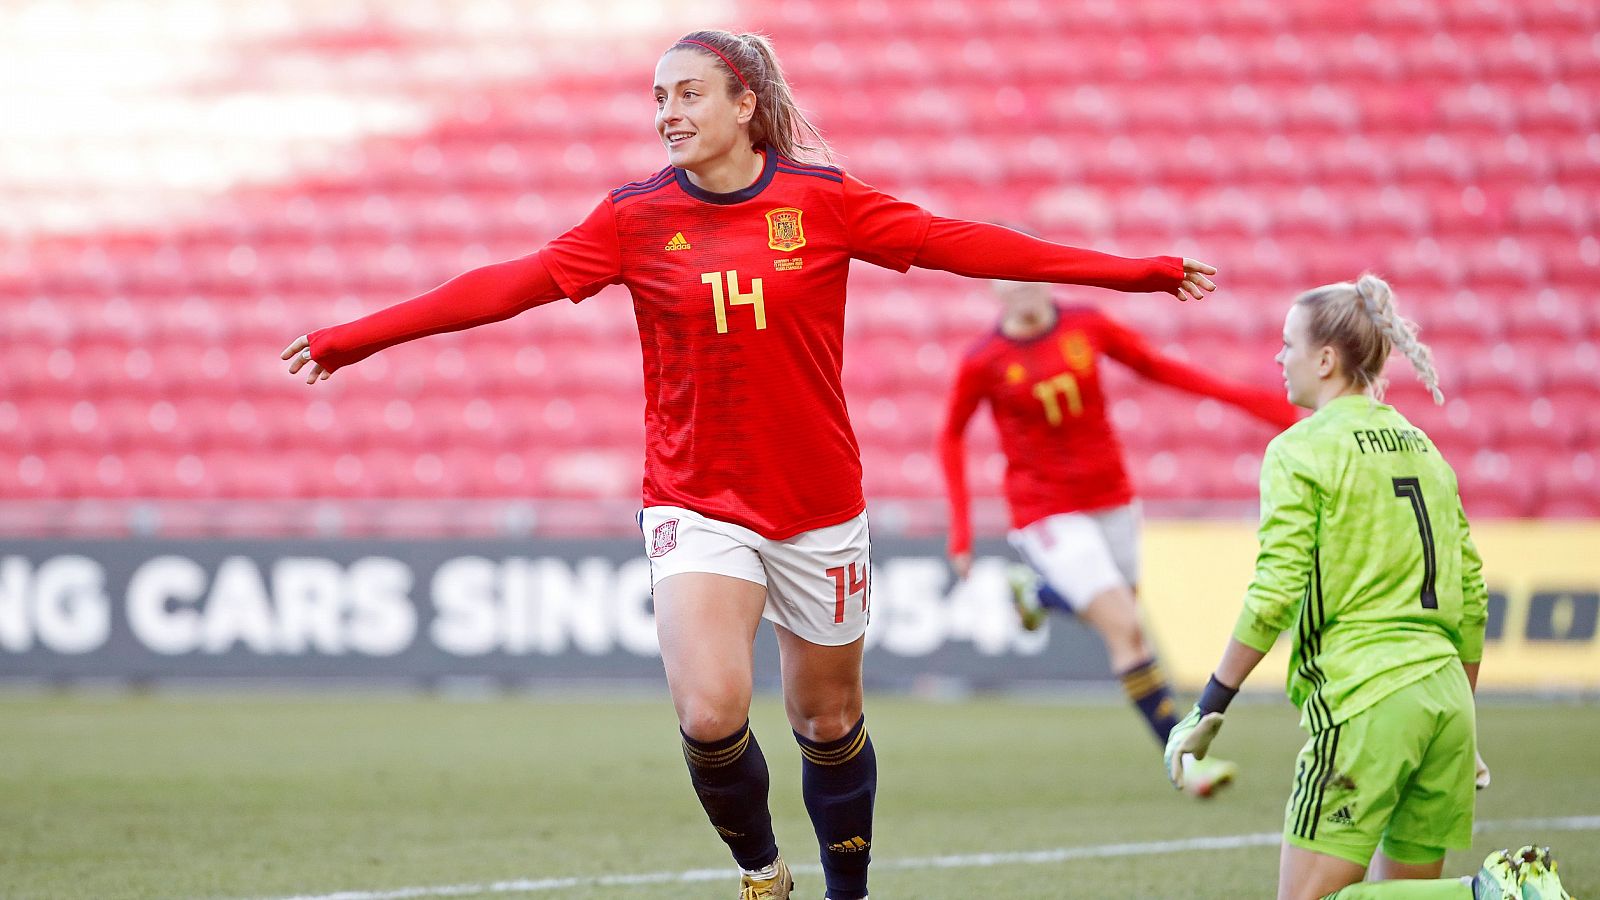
[796,716,875,900]
[681,721,778,871]
[1037,581,1073,614]
[1119,658,1180,743]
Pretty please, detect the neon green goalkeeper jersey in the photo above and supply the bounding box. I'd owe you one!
[1233,394,1489,734]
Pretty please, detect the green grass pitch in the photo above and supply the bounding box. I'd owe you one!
[2,692,1595,899]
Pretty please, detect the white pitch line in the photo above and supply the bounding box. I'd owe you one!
[261,814,1600,900]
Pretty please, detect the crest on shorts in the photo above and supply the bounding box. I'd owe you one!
[650,519,679,557]
[765,207,806,252]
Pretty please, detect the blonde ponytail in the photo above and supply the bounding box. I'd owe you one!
[669,30,833,164]
[1295,273,1445,406]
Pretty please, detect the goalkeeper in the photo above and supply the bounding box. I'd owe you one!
[1164,275,1573,900]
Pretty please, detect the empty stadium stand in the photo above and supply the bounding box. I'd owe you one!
[2,0,1596,535]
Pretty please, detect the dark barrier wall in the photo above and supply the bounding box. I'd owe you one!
[0,538,1110,688]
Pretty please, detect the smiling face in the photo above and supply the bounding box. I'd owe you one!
[1277,303,1337,409]
[654,48,755,172]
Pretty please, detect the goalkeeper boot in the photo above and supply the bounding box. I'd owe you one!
[1472,848,1522,900]
[1517,846,1573,900]
[1007,565,1048,632]
[739,854,793,900]
[1180,753,1238,799]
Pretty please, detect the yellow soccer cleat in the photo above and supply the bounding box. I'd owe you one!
[1181,754,1238,799]
[1517,845,1574,900]
[1474,849,1522,900]
[740,855,794,900]
[1007,564,1048,632]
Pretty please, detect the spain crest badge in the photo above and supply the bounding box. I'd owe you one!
[765,207,806,252]
[1060,331,1095,373]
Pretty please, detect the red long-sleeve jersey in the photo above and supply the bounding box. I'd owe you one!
[941,304,1299,554]
[309,148,1187,539]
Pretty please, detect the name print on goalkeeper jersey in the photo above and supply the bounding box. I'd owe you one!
[1351,427,1429,455]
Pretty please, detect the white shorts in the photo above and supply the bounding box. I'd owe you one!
[638,506,872,646]
[1007,503,1141,613]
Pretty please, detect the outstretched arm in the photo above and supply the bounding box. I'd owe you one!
[838,175,1214,300]
[283,254,564,380]
[283,197,624,382]
[1097,314,1300,430]
[939,359,987,577]
[912,218,1215,301]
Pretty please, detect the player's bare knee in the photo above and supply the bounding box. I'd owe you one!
[790,707,860,743]
[678,702,749,743]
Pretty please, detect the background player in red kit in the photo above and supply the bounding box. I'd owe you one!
[282,29,1216,900]
[940,276,1298,797]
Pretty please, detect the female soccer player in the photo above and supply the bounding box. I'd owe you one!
[939,276,1300,797]
[1162,275,1573,899]
[282,30,1216,900]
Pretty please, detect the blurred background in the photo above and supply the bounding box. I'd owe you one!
[1,0,1597,684]
[4,3,1599,898]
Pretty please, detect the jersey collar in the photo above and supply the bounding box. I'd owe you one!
[674,145,777,205]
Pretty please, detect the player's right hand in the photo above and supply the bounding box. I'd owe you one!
[281,335,331,384]
[949,552,972,581]
[1175,258,1217,302]
[1475,749,1491,790]
[1164,706,1225,790]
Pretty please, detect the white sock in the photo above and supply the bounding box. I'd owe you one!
[741,863,777,881]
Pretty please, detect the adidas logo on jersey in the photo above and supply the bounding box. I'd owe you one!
[664,232,691,251]
[1326,805,1355,826]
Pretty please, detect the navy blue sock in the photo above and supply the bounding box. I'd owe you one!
[1037,581,1073,613]
[681,721,778,871]
[796,716,875,900]
[1119,658,1180,742]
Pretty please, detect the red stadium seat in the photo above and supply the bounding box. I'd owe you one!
[2,0,1595,527]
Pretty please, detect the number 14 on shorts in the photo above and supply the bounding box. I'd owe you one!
[827,562,868,624]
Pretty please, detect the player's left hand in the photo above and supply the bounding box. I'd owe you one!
[281,335,332,384]
[1175,259,1217,302]
[1164,705,1226,790]
[1475,749,1491,790]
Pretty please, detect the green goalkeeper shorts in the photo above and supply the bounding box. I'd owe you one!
[1283,660,1476,866]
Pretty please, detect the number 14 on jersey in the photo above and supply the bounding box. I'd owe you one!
[701,269,766,334]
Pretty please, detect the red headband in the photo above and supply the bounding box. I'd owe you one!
[678,39,751,92]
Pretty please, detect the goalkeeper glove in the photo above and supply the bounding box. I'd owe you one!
[1164,706,1226,791]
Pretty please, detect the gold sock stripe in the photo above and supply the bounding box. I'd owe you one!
[1120,665,1167,699]
[799,727,868,766]
[682,729,751,769]
[1122,675,1164,700]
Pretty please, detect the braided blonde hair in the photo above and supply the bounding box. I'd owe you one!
[1295,273,1444,405]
